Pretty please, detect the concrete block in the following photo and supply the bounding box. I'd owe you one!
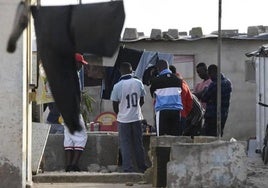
[247,26,259,37]
[264,26,268,33]
[150,136,192,187]
[150,29,162,40]
[167,29,179,39]
[122,28,139,40]
[167,141,247,188]
[190,27,203,38]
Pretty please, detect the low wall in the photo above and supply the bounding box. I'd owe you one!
[167,141,247,188]
[42,133,152,171]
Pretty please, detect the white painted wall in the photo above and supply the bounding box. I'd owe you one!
[95,38,265,141]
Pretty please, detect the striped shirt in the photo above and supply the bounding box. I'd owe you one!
[150,69,183,112]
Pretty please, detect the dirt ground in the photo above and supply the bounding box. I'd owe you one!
[246,154,268,188]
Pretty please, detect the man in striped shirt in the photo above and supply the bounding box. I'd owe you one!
[150,59,183,136]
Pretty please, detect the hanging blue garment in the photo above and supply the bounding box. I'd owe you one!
[134,51,158,79]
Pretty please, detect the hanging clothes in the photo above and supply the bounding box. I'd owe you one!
[31,1,125,133]
[71,2,125,57]
[134,51,158,79]
[158,52,174,65]
[114,46,144,70]
[102,46,143,99]
[140,52,174,86]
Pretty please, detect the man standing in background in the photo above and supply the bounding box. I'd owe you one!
[201,64,232,137]
[110,62,147,173]
[193,62,212,109]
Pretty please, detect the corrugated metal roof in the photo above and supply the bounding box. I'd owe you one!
[246,44,268,57]
[121,33,268,43]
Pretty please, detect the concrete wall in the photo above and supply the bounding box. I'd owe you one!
[0,0,28,187]
[167,141,247,187]
[89,39,265,141]
[43,133,152,171]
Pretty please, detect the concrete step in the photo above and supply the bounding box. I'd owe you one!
[32,172,145,184]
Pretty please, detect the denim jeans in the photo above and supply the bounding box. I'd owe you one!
[118,120,147,172]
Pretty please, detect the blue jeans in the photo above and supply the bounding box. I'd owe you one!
[118,120,147,172]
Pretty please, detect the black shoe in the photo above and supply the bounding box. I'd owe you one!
[65,165,72,172]
[72,165,80,172]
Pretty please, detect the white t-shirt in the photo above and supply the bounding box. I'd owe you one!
[110,75,145,123]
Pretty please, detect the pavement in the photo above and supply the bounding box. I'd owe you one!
[32,183,152,188]
[32,172,152,188]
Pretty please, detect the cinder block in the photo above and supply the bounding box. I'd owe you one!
[264,26,268,33]
[247,26,259,37]
[167,141,247,188]
[167,29,179,39]
[150,29,162,40]
[190,27,203,38]
[122,28,139,40]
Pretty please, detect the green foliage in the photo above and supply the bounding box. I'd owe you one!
[81,91,95,123]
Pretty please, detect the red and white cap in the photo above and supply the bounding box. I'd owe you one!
[75,53,88,65]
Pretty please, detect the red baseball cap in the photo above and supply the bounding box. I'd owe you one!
[75,53,88,65]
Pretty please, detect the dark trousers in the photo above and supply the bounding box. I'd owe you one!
[203,116,227,137]
[118,121,147,172]
[156,110,182,136]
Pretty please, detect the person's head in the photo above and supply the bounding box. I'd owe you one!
[169,65,176,74]
[155,59,168,73]
[207,64,218,81]
[119,62,132,75]
[169,65,182,78]
[196,62,209,80]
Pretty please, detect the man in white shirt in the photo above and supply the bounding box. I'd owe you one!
[110,62,147,173]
